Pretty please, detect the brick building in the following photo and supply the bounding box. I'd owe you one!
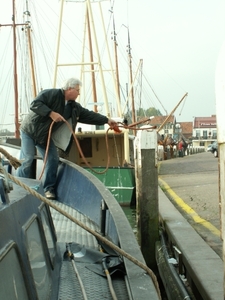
[149,114,216,149]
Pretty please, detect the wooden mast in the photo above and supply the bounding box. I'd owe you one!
[53,0,111,116]
[86,0,110,117]
[12,0,20,138]
[86,6,98,112]
[112,15,121,115]
[0,1,28,137]
[53,0,64,87]
[24,0,37,98]
[127,28,136,134]
[98,2,121,117]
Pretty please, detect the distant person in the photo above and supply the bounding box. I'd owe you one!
[16,77,117,200]
[178,140,183,157]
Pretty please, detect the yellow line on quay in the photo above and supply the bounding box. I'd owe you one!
[158,177,221,238]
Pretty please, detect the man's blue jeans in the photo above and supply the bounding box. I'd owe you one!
[16,130,59,192]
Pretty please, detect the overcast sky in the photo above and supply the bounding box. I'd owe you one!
[0,0,225,131]
[120,0,225,122]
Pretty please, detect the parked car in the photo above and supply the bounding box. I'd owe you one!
[209,141,218,158]
[207,144,213,152]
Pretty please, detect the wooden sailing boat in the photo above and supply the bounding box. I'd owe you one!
[0,3,162,299]
[0,0,147,206]
[52,0,137,206]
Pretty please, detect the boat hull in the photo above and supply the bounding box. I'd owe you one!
[0,143,159,299]
[84,166,135,206]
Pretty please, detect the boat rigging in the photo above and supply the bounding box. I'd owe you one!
[0,0,26,138]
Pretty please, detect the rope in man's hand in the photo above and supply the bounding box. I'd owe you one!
[39,117,156,179]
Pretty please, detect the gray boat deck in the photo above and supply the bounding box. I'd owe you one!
[50,203,130,300]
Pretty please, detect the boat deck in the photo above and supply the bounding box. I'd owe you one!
[50,203,130,300]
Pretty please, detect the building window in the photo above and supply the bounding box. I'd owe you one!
[165,123,172,129]
[202,130,207,139]
[212,130,217,139]
[196,130,200,138]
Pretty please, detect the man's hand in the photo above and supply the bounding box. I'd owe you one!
[107,118,121,133]
[107,118,117,127]
[49,111,65,122]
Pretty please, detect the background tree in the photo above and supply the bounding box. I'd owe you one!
[123,107,162,128]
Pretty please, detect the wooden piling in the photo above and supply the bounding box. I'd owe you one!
[135,128,159,270]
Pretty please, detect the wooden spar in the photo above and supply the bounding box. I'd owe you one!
[53,0,122,117]
[112,15,121,113]
[122,59,143,117]
[86,6,98,112]
[127,28,136,133]
[119,26,143,135]
[25,26,37,97]
[215,40,225,297]
[157,92,188,132]
[0,0,27,137]
[24,0,37,98]
[80,8,87,106]
[86,0,110,117]
[12,0,19,138]
[53,0,64,87]
[98,3,122,117]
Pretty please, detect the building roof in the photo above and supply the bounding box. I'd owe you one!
[193,115,216,128]
[179,122,193,139]
[180,122,193,134]
[150,115,175,126]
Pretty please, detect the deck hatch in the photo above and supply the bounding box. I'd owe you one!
[0,242,29,299]
[24,215,51,299]
[40,204,57,266]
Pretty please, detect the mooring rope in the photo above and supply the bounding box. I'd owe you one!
[0,147,21,169]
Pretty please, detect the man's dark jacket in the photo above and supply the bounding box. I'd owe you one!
[20,89,108,146]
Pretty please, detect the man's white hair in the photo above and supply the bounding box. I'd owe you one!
[62,78,82,90]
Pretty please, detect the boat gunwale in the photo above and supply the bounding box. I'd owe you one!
[57,158,159,300]
[0,141,159,299]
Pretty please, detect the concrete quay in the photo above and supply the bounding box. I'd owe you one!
[158,151,223,300]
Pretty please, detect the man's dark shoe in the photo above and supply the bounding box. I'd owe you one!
[45,190,56,200]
